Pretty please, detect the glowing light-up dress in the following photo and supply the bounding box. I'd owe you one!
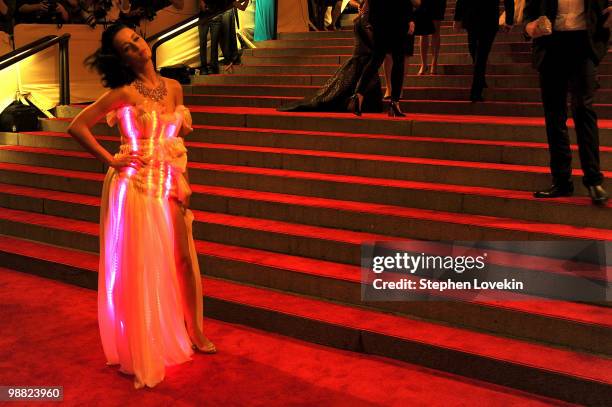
[97,102,202,388]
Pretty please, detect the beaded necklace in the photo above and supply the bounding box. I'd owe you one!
[132,74,167,103]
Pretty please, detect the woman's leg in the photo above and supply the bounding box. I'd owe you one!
[419,35,429,75]
[355,48,386,109]
[431,21,441,74]
[329,1,342,30]
[209,16,222,73]
[390,47,406,101]
[198,20,210,70]
[169,197,213,350]
[383,54,393,98]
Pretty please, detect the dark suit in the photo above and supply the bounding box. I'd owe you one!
[454,0,514,97]
[355,0,415,101]
[524,0,609,187]
[524,0,609,70]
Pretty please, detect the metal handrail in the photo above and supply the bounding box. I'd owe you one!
[147,4,236,68]
[0,33,71,105]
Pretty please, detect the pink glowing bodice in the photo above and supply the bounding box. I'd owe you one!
[106,102,193,203]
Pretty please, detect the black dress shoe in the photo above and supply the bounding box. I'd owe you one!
[533,183,574,198]
[587,185,609,205]
[209,64,220,75]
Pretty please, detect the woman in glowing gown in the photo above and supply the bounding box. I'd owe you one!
[67,22,216,390]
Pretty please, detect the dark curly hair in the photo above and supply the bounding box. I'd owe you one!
[85,22,137,89]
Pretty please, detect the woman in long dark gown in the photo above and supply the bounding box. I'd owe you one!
[353,0,415,117]
[277,11,383,113]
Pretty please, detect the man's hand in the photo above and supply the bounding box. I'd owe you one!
[499,23,513,33]
[604,7,612,29]
[408,21,415,35]
[56,2,69,21]
[525,20,548,38]
[233,0,249,11]
[453,20,463,32]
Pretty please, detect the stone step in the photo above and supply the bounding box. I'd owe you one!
[272,32,527,44]
[187,84,612,104]
[228,62,612,76]
[182,94,612,118]
[243,42,531,57]
[46,106,612,146]
[1,151,611,233]
[8,127,612,171]
[2,197,610,301]
[1,186,611,304]
[241,51,535,65]
[4,139,612,194]
[190,73,565,88]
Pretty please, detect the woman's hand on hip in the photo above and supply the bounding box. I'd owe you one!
[109,153,150,171]
[408,21,415,35]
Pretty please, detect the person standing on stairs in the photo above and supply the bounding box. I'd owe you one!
[254,0,275,41]
[68,23,216,390]
[198,0,224,75]
[220,0,249,70]
[500,0,526,25]
[352,0,416,117]
[525,0,611,205]
[416,0,446,75]
[312,0,342,31]
[277,5,384,113]
[453,0,514,102]
[382,0,421,101]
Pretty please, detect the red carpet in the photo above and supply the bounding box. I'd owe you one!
[0,267,570,406]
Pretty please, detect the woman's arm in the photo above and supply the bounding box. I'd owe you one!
[67,88,131,166]
[0,0,9,16]
[170,79,192,187]
[172,79,193,139]
[56,2,70,22]
[19,2,46,14]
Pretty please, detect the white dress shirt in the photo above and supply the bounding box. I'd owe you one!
[554,0,587,31]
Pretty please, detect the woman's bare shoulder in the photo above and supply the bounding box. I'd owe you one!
[163,77,182,90]
[97,86,131,104]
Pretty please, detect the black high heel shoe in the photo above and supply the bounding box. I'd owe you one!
[388,100,405,117]
[350,94,362,116]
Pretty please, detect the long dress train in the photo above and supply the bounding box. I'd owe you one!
[97,101,203,389]
[277,14,383,113]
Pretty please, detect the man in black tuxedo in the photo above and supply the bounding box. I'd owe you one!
[525,0,611,204]
[454,0,514,102]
